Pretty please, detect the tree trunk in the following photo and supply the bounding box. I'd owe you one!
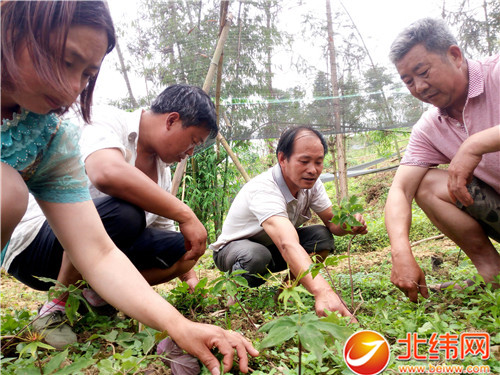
[104,0,138,107]
[482,0,493,56]
[326,0,348,200]
[327,136,340,205]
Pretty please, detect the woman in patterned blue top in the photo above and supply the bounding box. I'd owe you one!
[0,2,258,371]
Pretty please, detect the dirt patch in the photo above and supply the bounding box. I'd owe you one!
[1,269,46,312]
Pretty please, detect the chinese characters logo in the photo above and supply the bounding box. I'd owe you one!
[396,332,490,361]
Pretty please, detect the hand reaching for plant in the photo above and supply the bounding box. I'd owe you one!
[314,288,358,323]
[343,213,368,235]
[391,250,429,302]
[169,320,259,375]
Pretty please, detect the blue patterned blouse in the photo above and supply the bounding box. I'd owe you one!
[1,109,91,203]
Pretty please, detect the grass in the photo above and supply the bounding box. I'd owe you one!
[2,238,499,374]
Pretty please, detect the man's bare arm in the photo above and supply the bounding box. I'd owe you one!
[85,149,206,260]
[448,125,500,206]
[385,165,429,302]
[262,215,353,318]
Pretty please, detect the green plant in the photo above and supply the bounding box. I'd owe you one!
[259,278,353,374]
[330,195,364,310]
[37,277,93,325]
[211,270,258,330]
[165,277,215,314]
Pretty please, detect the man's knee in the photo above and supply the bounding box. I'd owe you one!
[415,169,450,209]
[215,241,272,288]
[458,178,500,242]
[127,229,186,270]
[299,225,335,253]
[95,197,146,248]
[96,197,145,224]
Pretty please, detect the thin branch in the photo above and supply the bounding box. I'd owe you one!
[410,234,445,247]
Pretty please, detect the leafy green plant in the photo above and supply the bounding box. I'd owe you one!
[330,196,364,232]
[330,195,364,310]
[37,277,93,325]
[211,270,258,330]
[259,277,353,374]
[165,277,215,314]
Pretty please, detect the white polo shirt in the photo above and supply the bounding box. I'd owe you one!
[79,105,175,230]
[209,164,332,252]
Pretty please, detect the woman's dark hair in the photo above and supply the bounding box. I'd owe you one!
[276,126,328,160]
[1,1,116,122]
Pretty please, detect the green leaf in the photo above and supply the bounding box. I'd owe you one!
[212,280,225,294]
[65,294,79,325]
[155,331,169,342]
[298,323,325,364]
[309,263,324,278]
[324,255,348,267]
[194,277,208,291]
[279,285,312,310]
[55,358,96,374]
[44,349,68,374]
[346,216,362,227]
[233,275,249,288]
[114,348,134,359]
[100,330,119,342]
[260,320,298,348]
[226,282,237,297]
[259,315,297,333]
[142,335,156,355]
[320,311,348,325]
[315,321,353,342]
[417,321,434,334]
[19,341,55,358]
[14,368,40,375]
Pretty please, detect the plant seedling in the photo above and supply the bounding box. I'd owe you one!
[211,270,258,330]
[330,195,364,311]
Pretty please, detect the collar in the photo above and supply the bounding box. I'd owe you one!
[437,59,484,119]
[272,164,296,203]
[126,108,144,148]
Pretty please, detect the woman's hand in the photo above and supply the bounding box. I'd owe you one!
[170,321,259,375]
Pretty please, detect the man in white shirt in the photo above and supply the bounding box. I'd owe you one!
[4,84,217,347]
[210,127,367,319]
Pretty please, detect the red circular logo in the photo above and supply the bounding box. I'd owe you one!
[343,330,390,375]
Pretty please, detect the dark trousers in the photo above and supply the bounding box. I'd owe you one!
[9,197,186,291]
[213,225,335,287]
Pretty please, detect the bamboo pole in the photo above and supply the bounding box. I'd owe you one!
[171,11,235,197]
[222,113,250,182]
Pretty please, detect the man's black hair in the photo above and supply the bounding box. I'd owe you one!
[151,84,218,138]
[276,126,328,159]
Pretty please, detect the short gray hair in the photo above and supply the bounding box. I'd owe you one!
[389,18,458,64]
